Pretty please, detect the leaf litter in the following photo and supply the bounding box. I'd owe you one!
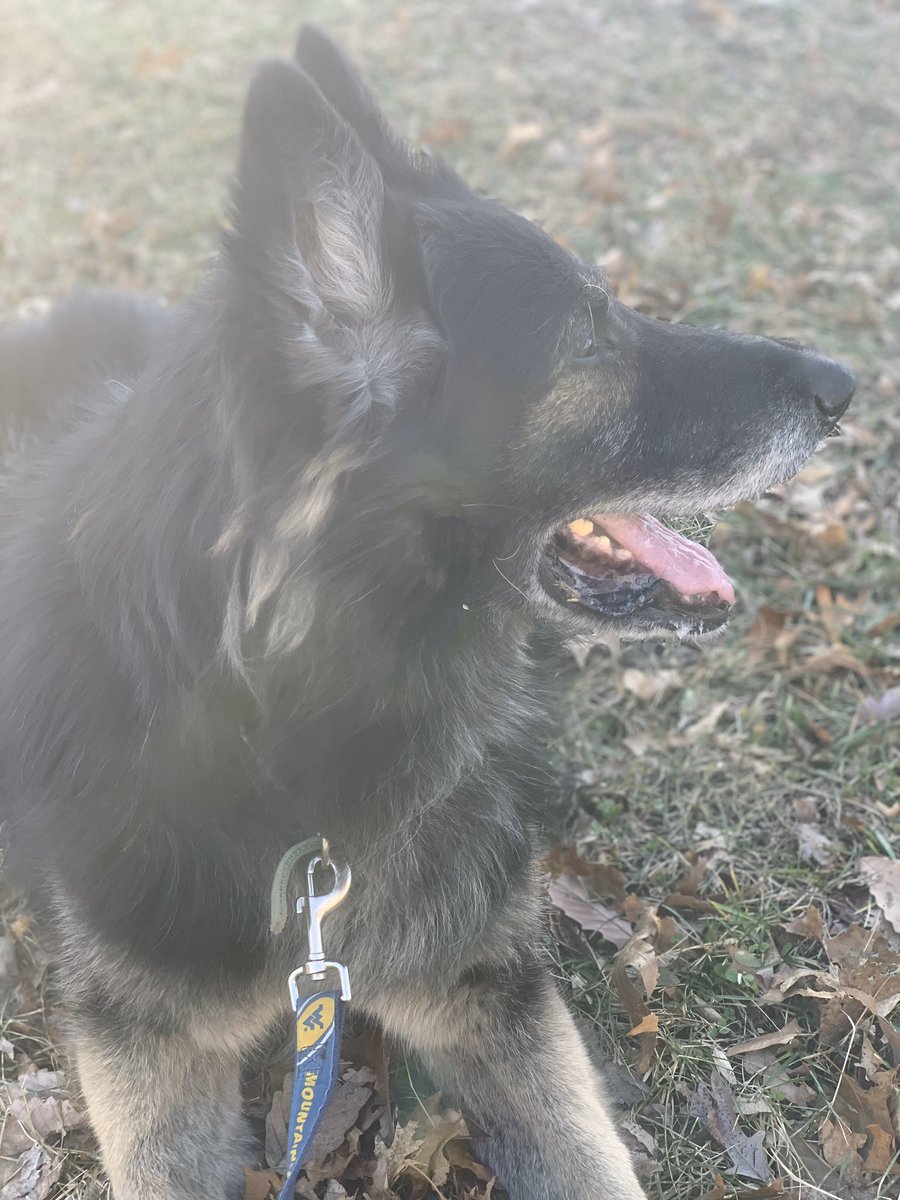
[1,0,899,1198]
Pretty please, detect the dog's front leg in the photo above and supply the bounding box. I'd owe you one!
[364,952,646,1200]
[72,1021,250,1200]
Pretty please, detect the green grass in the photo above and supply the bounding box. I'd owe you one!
[1,1,898,1197]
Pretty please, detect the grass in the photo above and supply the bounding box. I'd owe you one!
[1,0,898,1198]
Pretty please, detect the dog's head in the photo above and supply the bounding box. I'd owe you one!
[220,28,855,648]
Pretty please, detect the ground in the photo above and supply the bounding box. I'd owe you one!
[0,1,898,1199]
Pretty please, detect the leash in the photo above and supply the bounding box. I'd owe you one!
[271,838,352,1200]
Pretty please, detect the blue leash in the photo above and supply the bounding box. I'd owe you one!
[273,842,352,1200]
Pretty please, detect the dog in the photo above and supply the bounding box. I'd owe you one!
[0,26,855,1200]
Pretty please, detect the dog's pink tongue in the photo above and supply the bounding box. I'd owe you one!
[593,514,735,605]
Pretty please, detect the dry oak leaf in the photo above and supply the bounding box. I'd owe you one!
[725,1019,804,1058]
[627,1013,660,1038]
[243,1168,281,1200]
[819,1117,867,1185]
[612,909,668,1075]
[862,1124,899,1174]
[543,845,627,902]
[686,1073,773,1182]
[548,874,633,948]
[859,856,900,935]
[781,905,824,941]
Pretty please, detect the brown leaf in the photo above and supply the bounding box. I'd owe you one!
[835,1074,895,1140]
[697,1174,727,1200]
[342,1022,394,1139]
[747,605,802,666]
[543,847,627,902]
[497,121,545,161]
[243,1168,280,1200]
[781,905,824,940]
[612,910,664,1074]
[627,1013,660,1038]
[0,1144,62,1200]
[687,1073,773,1182]
[798,646,868,677]
[862,1124,898,1173]
[548,875,633,947]
[734,1183,786,1199]
[859,856,900,934]
[387,1106,470,1189]
[725,1019,804,1058]
[0,1076,88,1159]
[819,1116,867,1183]
[664,892,717,913]
[265,1065,376,1171]
[622,667,681,703]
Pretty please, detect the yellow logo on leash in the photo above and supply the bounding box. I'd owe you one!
[296,995,335,1050]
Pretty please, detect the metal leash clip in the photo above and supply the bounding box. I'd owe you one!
[288,847,352,1005]
[276,842,352,1200]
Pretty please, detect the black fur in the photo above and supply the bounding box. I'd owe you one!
[0,28,855,1200]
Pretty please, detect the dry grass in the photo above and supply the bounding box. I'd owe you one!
[1,1,898,1198]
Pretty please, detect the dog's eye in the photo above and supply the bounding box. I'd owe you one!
[574,294,609,363]
[575,329,597,360]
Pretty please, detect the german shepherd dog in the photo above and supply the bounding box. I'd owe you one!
[0,27,855,1200]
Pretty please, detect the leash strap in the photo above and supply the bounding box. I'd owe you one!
[276,988,344,1200]
[272,839,352,1198]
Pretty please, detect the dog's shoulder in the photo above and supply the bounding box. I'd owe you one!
[0,290,173,444]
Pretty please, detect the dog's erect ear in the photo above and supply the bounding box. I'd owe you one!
[294,26,469,201]
[231,60,390,323]
[293,27,403,179]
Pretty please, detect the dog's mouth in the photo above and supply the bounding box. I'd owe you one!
[542,513,735,634]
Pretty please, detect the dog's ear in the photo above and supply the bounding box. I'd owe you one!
[230,60,390,324]
[294,26,469,202]
[293,27,401,176]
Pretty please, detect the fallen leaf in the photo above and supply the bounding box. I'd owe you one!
[627,1014,660,1037]
[859,856,900,934]
[726,1019,804,1058]
[686,1073,774,1182]
[0,1144,62,1200]
[0,1075,88,1159]
[862,1124,898,1173]
[497,121,545,160]
[612,910,665,1074]
[243,1168,280,1200]
[819,1116,867,1183]
[697,1174,727,1200]
[622,667,681,704]
[265,1065,376,1171]
[781,905,824,941]
[548,875,633,948]
[798,646,868,677]
[835,1074,895,1141]
[543,847,627,902]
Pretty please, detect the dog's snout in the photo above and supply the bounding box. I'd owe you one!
[798,354,857,423]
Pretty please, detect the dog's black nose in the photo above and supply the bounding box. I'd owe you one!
[803,355,857,421]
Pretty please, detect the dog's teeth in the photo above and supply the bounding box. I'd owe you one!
[596,535,612,551]
[612,547,632,562]
[568,518,594,537]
